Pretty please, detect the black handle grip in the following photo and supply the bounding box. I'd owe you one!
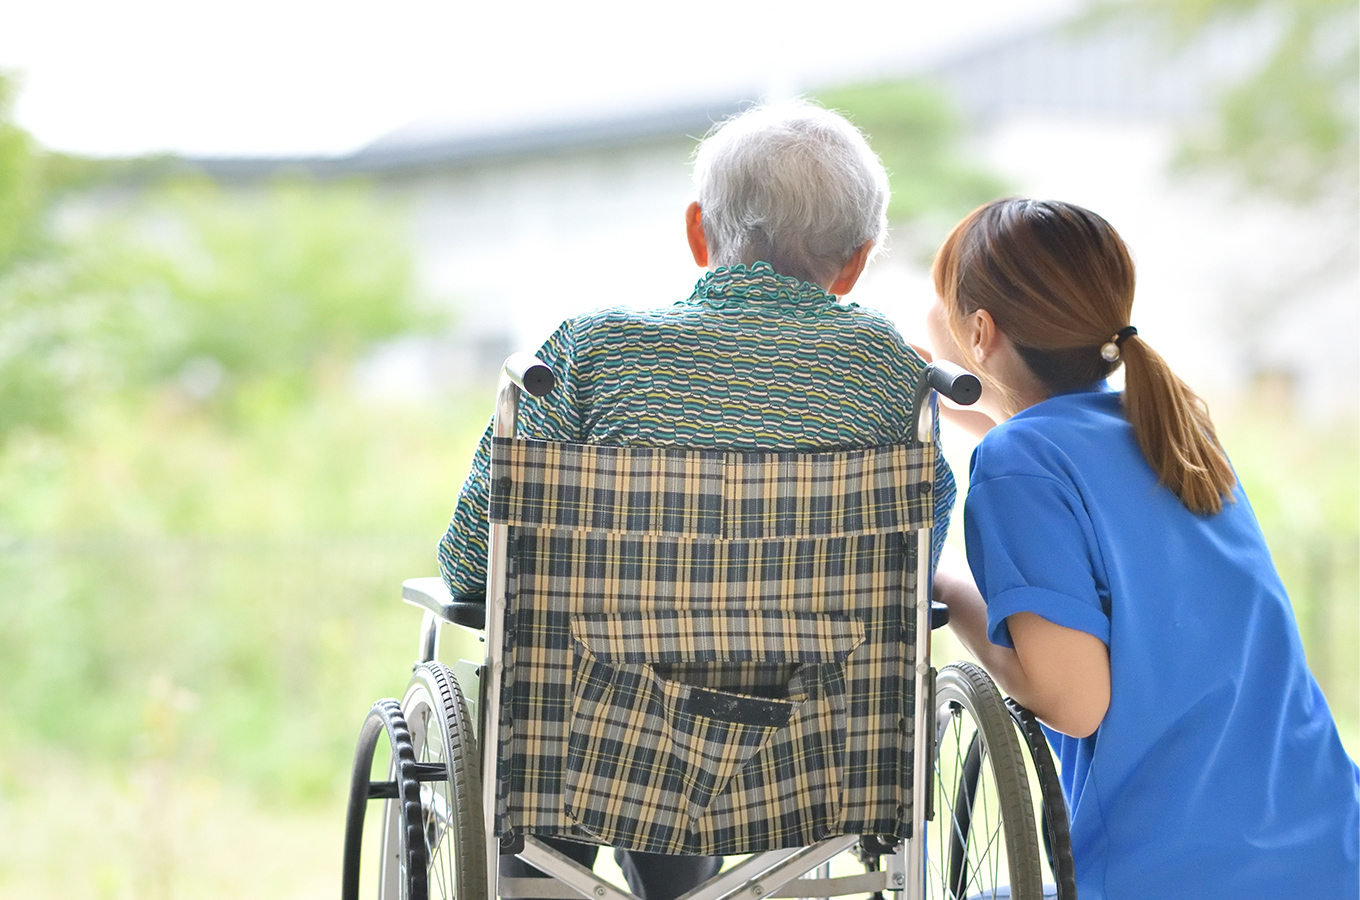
[926,360,981,407]
[502,352,556,398]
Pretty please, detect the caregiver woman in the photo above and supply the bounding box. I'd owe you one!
[926,197,1359,900]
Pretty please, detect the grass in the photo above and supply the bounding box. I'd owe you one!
[0,751,341,899]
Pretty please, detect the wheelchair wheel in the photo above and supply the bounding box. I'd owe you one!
[397,662,487,900]
[928,662,1044,900]
[1006,700,1077,900]
[341,665,487,900]
[342,698,429,900]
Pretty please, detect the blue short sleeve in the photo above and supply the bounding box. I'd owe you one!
[963,473,1111,648]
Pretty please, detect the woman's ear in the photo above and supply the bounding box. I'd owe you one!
[685,201,708,268]
[968,309,1002,366]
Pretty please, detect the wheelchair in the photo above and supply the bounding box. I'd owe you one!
[342,353,1076,900]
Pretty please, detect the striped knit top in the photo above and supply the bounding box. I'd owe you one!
[439,262,957,599]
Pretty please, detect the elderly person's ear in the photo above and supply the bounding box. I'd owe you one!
[827,241,874,296]
[685,201,709,268]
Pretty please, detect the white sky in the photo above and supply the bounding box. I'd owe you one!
[0,0,1080,158]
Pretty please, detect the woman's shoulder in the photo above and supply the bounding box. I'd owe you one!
[973,388,1127,483]
[971,416,1061,484]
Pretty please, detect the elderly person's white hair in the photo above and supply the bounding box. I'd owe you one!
[692,101,889,287]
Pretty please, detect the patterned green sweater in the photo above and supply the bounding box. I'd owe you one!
[439,262,956,598]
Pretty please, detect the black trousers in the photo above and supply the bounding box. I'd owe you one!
[501,836,723,900]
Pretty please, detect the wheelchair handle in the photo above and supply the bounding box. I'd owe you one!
[926,360,982,406]
[502,352,556,398]
[909,360,981,443]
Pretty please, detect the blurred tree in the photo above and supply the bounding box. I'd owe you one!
[0,71,440,441]
[0,73,81,435]
[1099,0,1359,203]
[0,75,46,270]
[66,177,439,413]
[816,81,1009,259]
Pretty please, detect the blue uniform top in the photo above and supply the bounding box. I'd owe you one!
[964,384,1359,900]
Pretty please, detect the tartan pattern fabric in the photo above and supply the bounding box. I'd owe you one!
[489,438,932,856]
[570,610,865,665]
[491,439,932,539]
[490,442,724,538]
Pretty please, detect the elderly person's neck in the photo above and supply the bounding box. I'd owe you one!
[684,201,873,298]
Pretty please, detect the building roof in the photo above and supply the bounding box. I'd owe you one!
[189,96,747,178]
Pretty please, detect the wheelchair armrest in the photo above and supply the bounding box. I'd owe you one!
[401,577,486,631]
[930,600,950,630]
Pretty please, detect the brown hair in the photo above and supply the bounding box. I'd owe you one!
[932,198,1236,515]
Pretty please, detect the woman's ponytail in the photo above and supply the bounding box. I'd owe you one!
[1120,337,1236,515]
[935,198,1237,515]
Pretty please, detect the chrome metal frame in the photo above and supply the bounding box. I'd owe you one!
[483,355,533,898]
[905,389,940,900]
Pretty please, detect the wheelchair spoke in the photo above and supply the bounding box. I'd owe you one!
[973,743,1000,890]
[424,782,454,830]
[415,713,456,899]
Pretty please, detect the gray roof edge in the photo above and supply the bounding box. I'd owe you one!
[183,98,749,178]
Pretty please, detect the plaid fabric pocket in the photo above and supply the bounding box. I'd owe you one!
[562,610,863,853]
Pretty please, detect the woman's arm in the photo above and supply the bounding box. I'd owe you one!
[939,404,1000,440]
[934,551,1111,738]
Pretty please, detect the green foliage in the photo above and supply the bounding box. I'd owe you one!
[0,76,46,269]
[0,176,440,439]
[1221,405,1359,733]
[0,70,471,807]
[0,71,442,441]
[0,72,472,805]
[815,81,1009,256]
[1098,0,1359,202]
[0,385,491,799]
[127,178,432,387]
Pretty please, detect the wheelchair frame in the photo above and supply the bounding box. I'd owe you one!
[343,352,1075,900]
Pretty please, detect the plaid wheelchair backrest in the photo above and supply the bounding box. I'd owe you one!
[488,437,934,856]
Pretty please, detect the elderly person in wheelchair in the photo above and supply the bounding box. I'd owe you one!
[436,101,957,900]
